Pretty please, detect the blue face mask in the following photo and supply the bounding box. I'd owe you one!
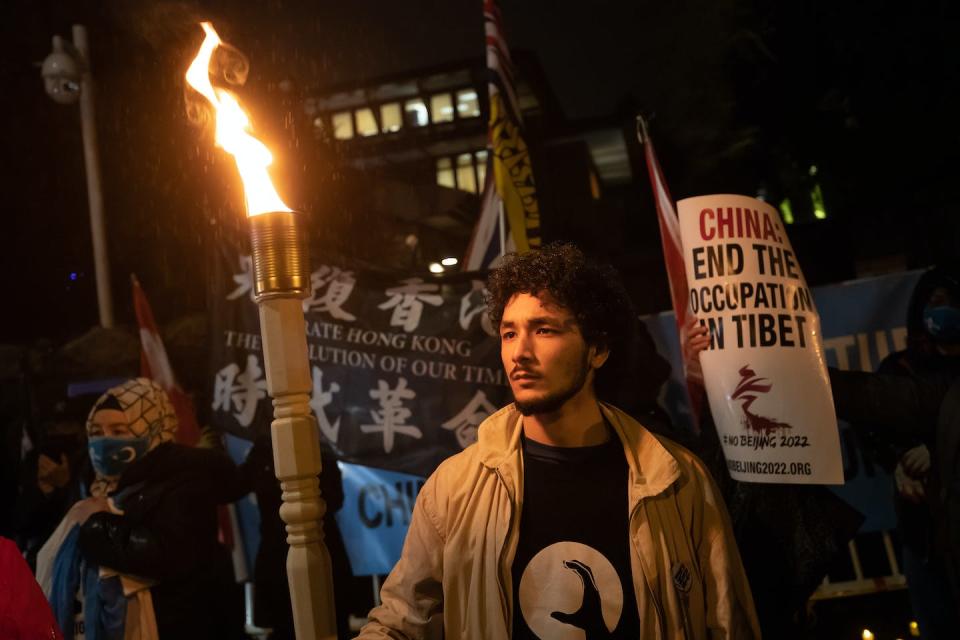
[923,305,960,343]
[88,436,151,477]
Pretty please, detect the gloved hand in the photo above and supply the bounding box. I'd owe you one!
[894,462,926,503]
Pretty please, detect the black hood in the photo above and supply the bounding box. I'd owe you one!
[905,262,960,346]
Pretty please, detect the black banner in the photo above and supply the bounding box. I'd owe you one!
[209,245,511,476]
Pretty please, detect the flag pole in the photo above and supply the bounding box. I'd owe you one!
[634,111,705,429]
[636,113,648,146]
[497,198,506,258]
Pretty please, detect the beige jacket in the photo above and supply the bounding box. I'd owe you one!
[360,403,761,639]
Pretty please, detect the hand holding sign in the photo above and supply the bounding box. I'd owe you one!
[678,194,843,485]
[681,316,710,378]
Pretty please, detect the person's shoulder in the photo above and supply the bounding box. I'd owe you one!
[122,442,234,487]
[877,348,924,376]
[649,434,733,530]
[651,434,715,486]
[0,536,18,560]
[428,443,485,489]
[156,442,233,468]
[417,441,500,523]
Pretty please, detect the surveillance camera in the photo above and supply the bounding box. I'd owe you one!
[43,75,81,104]
[41,36,82,105]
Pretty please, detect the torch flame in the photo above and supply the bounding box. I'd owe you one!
[185,22,291,216]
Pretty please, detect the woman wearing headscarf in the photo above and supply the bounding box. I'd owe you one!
[37,378,244,639]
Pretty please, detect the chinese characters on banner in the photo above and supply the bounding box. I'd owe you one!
[677,194,843,484]
[210,247,509,478]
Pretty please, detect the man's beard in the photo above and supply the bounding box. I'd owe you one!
[514,349,591,417]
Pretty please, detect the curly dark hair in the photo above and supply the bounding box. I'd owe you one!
[485,243,641,402]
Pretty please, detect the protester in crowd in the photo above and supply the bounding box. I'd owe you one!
[829,266,960,614]
[14,395,94,572]
[0,535,63,639]
[36,378,244,640]
[360,243,760,638]
[686,258,960,624]
[857,265,960,638]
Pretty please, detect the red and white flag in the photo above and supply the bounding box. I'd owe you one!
[637,116,705,427]
[132,275,202,446]
[133,276,241,554]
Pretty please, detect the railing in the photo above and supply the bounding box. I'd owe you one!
[810,530,907,601]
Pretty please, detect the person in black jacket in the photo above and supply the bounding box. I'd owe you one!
[855,266,960,638]
[829,269,960,616]
[38,378,244,639]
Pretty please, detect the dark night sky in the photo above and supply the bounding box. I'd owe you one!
[1,1,958,344]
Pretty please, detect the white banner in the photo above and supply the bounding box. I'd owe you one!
[678,194,842,484]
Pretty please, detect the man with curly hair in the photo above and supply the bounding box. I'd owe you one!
[360,244,759,639]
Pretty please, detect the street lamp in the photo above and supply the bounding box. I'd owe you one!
[41,25,114,328]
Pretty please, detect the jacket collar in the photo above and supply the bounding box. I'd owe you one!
[477,402,681,500]
[600,403,681,499]
[477,404,525,470]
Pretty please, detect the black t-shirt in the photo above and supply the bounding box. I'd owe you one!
[511,434,641,639]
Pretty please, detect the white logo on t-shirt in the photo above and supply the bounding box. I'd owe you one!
[518,541,623,639]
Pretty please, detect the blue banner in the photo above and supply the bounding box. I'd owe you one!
[335,462,426,576]
[224,433,260,574]
[645,270,923,532]
[221,436,425,578]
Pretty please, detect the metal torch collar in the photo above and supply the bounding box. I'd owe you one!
[249,211,310,301]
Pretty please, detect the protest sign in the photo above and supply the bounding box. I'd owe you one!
[677,194,843,484]
[645,270,922,527]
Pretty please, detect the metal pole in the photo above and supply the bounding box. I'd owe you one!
[72,24,114,328]
[498,198,506,258]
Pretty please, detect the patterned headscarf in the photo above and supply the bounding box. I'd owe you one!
[86,378,178,496]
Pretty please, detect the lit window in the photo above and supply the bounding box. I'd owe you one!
[456,153,477,193]
[405,99,428,127]
[779,198,794,225]
[456,89,480,118]
[810,183,827,219]
[436,157,455,188]
[380,103,402,133]
[355,108,378,137]
[331,111,353,140]
[430,94,454,123]
[475,150,489,188]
